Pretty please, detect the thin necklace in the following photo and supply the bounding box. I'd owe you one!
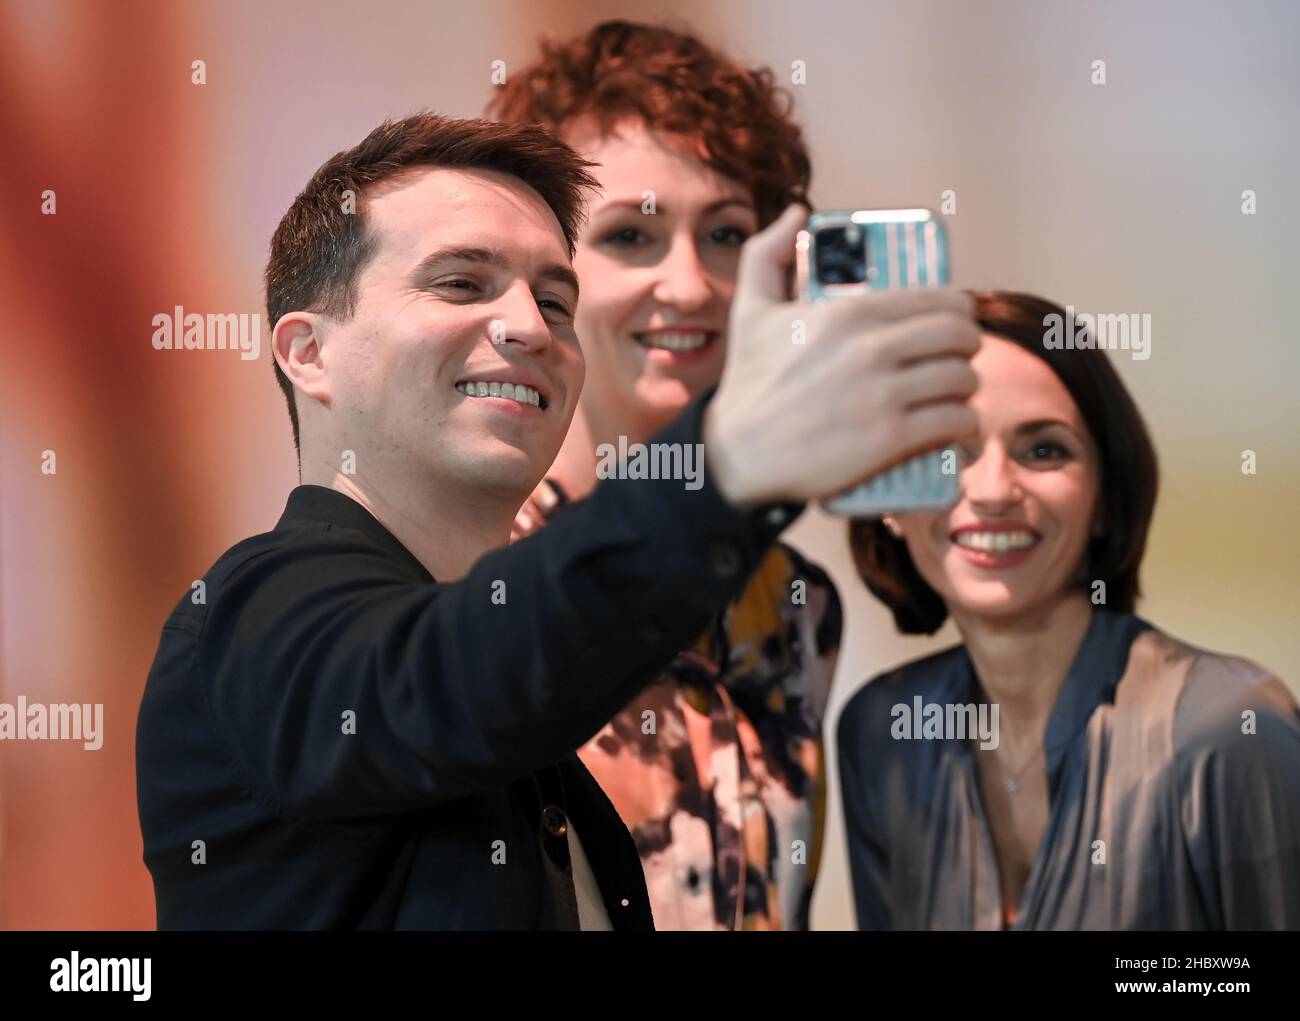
[994,743,1045,794]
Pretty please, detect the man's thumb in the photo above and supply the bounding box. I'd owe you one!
[733,203,808,318]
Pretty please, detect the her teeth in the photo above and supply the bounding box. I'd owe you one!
[489,382,501,397]
[640,331,709,351]
[501,383,515,399]
[954,531,1037,552]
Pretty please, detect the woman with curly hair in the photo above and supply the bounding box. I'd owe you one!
[489,21,841,930]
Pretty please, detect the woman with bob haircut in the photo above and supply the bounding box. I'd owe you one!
[838,290,1300,930]
[490,21,841,930]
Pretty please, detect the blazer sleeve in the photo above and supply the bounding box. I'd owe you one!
[199,391,800,821]
[837,682,893,930]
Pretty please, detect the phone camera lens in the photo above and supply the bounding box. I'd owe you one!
[815,226,867,286]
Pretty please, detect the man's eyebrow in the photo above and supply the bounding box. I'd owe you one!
[411,246,507,277]
[411,245,579,300]
[538,264,580,302]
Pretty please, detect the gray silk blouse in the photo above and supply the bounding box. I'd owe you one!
[837,609,1300,929]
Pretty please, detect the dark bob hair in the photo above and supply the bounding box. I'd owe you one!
[850,290,1159,635]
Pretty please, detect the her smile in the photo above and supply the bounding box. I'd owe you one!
[950,524,1042,568]
[631,326,721,362]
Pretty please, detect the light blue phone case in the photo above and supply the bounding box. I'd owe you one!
[795,209,959,517]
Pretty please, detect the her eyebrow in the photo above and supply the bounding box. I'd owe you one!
[1013,418,1080,439]
[592,197,755,218]
[700,198,757,216]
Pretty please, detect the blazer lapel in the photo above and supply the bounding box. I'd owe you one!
[558,754,655,930]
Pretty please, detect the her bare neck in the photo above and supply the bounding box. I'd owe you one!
[953,594,1093,747]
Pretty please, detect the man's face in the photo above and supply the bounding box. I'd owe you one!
[319,166,583,499]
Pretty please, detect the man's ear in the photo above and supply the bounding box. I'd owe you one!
[273,312,331,409]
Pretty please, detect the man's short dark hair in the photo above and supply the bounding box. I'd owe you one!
[850,290,1160,635]
[265,112,598,453]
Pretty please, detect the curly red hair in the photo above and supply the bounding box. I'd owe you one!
[486,19,811,228]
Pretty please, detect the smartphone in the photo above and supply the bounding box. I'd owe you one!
[795,208,960,517]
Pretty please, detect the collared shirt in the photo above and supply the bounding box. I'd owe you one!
[568,824,613,930]
[576,542,841,930]
[136,391,796,929]
[838,608,1300,929]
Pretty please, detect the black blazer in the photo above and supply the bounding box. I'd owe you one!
[136,394,796,929]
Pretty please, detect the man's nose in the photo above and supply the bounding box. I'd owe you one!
[489,281,553,353]
[651,236,713,312]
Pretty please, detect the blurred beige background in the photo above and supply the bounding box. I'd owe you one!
[1,0,1296,929]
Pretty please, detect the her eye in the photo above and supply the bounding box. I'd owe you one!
[602,226,647,247]
[708,225,750,246]
[1025,440,1070,462]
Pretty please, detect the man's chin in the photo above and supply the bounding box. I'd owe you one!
[454,442,556,497]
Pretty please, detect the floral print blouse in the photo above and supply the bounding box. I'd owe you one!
[577,542,842,930]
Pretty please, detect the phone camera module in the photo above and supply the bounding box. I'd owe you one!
[814,225,867,285]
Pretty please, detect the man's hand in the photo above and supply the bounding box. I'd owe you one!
[704,205,980,508]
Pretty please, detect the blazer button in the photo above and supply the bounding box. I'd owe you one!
[765,506,790,529]
[709,540,742,578]
[542,805,568,837]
